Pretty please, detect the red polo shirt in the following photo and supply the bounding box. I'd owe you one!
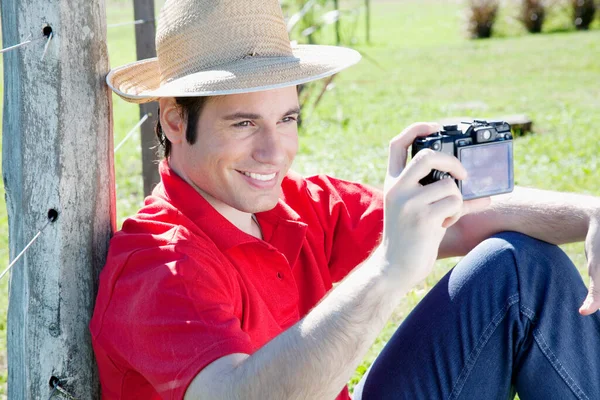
[90,161,383,399]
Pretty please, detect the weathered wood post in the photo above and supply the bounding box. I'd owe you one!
[133,0,160,196]
[1,0,115,397]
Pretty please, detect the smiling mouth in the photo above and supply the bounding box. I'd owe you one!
[238,170,277,181]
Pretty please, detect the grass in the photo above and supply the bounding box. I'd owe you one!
[1,0,599,397]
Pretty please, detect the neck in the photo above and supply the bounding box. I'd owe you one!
[168,159,262,239]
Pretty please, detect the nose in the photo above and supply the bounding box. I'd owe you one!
[253,125,286,166]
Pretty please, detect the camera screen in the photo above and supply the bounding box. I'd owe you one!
[458,141,513,200]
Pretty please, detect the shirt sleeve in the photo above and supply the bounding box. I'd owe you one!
[298,174,384,282]
[97,242,252,400]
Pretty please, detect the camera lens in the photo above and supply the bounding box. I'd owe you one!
[432,141,441,151]
[432,170,452,181]
[482,130,492,140]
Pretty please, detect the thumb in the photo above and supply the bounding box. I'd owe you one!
[579,279,600,316]
[387,122,441,179]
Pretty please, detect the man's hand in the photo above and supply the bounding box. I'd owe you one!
[379,122,489,289]
[580,214,600,315]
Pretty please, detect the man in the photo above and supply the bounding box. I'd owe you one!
[91,0,600,398]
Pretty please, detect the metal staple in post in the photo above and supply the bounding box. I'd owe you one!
[41,32,53,61]
[48,376,77,400]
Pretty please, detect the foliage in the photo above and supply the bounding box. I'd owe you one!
[282,0,330,44]
[572,0,597,29]
[471,0,600,38]
[281,0,365,46]
[281,0,369,115]
[520,0,546,32]
[465,0,500,38]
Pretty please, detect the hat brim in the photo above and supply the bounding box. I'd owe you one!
[107,45,362,104]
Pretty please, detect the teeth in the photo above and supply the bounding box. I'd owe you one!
[241,171,277,181]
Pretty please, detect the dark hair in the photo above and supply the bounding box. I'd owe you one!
[155,97,209,158]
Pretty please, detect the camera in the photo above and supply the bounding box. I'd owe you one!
[411,120,514,200]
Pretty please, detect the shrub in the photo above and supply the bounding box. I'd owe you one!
[466,0,500,38]
[572,0,596,30]
[520,0,546,33]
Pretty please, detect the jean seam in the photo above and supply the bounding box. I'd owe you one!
[519,304,536,320]
[448,293,520,400]
[533,329,590,400]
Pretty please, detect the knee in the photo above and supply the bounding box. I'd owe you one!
[448,232,586,320]
[451,232,579,298]
[490,231,555,252]
[476,231,583,295]
[488,232,574,273]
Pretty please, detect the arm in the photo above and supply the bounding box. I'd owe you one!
[186,251,405,400]
[439,186,600,316]
[185,123,473,400]
[440,186,600,258]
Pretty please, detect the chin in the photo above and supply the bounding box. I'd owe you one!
[241,196,279,213]
[249,202,279,214]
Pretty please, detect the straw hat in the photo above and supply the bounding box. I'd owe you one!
[107,0,362,104]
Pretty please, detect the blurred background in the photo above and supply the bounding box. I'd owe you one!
[0,0,599,396]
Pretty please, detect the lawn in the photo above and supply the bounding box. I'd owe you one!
[1,0,599,397]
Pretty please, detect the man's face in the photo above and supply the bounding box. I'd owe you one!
[175,86,300,214]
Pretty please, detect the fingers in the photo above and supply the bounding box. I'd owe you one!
[580,222,600,316]
[411,177,461,205]
[387,122,442,179]
[412,187,491,229]
[396,178,463,229]
[462,197,491,216]
[579,279,600,316]
[429,195,463,228]
[400,149,467,186]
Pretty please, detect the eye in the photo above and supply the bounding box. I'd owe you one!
[281,116,298,123]
[234,121,252,128]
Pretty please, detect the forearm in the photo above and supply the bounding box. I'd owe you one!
[190,250,406,400]
[452,186,600,255]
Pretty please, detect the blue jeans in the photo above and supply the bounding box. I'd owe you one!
[354,232,600,399]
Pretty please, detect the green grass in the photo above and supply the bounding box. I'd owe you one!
[299,2,600,392]
[1,0,600,397]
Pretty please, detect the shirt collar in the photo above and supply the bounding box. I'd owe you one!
[256,200,308,267]
[154,160,307,264]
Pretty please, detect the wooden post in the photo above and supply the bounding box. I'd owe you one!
[133,0,160,197]
[1,0,115,397]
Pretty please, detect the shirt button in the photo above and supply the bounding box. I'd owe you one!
[277,272,283,280]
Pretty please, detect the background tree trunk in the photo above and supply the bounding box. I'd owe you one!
[133,0,161,197]
[1,0,115,397]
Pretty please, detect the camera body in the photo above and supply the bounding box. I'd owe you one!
[411,120,514,200]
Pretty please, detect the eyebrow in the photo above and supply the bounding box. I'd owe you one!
[222,107,301,121]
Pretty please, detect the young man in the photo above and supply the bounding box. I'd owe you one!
[91,0,600,398]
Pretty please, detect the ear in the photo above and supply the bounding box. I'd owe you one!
[159,97,185,144]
